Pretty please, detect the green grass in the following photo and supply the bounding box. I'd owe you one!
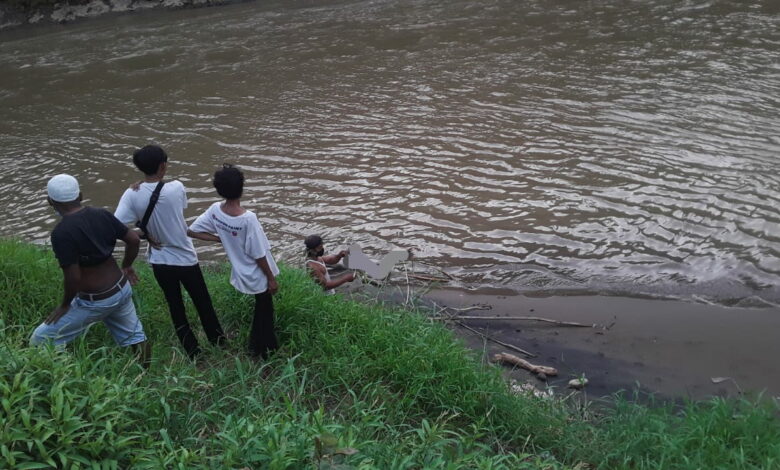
[1,239,779,469]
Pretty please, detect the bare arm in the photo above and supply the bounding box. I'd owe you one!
[256,256,278,295]
[121,229,140,268]
[307,262,355,290]
[187,229,222,243]
[326,272,356,289]
[321,250,347,265]
[120,229,141,285]
[46,264,81,324]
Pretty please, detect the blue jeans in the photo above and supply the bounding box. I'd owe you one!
[30,282,147,347]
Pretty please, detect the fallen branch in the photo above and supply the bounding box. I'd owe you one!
[444,304,492,313]
[412,261,456,280]
[408,274,450,283]
[455,321,536,358]
[456,316,594,328]
[492,352,557,376]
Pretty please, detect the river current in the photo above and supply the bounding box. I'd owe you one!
[1,0,779,306]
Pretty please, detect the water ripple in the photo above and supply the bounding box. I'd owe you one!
[0,0,778,305]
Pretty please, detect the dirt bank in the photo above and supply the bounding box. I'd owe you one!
[426,289,780,402]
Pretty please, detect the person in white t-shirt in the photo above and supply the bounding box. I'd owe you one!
[115,145,226,359]
[188,164,279,360]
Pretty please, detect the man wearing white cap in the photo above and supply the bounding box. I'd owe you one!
[30,174,151,367]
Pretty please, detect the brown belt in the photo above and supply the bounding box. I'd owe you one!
[78,276,128,301]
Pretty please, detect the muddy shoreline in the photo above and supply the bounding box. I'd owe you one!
[342,274,780,402]
[424,289,780,402]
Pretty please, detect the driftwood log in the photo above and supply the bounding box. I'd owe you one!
[492,352,558,377]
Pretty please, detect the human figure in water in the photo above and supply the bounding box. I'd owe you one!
[304,234,357,295]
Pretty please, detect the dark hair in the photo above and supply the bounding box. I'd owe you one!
[304,234,323,250]
[304,234,323,258]
[213,164,244,200]
[133,145,168,175]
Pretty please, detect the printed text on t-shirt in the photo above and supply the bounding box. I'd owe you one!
[211,213,242,236]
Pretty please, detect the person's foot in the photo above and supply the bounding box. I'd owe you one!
[131,340,152,369]
[187,347,203,361]
[213,335,229,349]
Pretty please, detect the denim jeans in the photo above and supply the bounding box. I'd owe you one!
[30,282,146,347]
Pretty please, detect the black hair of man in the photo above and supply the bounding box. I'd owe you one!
[305,234,323,250]
[304,234,324,258]
[213,164,244,200]
[133,145,168,175]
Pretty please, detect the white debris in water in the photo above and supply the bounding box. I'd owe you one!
[2,0,233,30]
[111,0,134,12]
[568,377,589,390]
[510,380,553,400]
[51,1,110,23]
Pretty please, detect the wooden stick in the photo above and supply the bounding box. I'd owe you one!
[456,316,594,328]
[455,321,536,358]
[445,304,492,313]
[492,352,558,376]
[408,274,450,282]
[413,261,456,280]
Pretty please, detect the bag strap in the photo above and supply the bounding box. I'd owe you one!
[137,181,165,239]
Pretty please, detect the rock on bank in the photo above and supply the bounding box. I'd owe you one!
[0,0,235,30]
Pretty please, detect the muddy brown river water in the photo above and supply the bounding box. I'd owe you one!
[1,0,779,306]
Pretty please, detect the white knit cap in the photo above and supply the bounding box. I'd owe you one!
[47,174,80,203]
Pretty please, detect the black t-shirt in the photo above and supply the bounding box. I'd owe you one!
[50,206,129,268]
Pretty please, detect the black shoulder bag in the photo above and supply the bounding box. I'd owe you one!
[136,181,165,240]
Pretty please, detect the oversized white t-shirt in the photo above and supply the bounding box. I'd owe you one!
[188,202,279,295]
[114,180,199,266]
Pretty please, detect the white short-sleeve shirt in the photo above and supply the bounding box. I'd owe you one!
[189,202,279,294]
[114,180,199,266]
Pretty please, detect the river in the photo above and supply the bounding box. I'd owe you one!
[1,0,778,306]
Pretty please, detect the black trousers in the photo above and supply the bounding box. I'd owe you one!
[152,263,226,358]
[249,290,278,359]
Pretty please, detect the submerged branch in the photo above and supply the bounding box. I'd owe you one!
[456,316,594,328]
[454,321,537,358]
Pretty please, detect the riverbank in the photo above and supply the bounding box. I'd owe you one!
[1,239,779,468]
[426,289,780,401]
[0,0,236,30]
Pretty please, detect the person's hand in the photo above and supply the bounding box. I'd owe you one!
[130,181,142,191]
[268,279,279,296]
[45,305,69,325]
[147,236,162,250]
[123,266,139,286]
[349,271,358,282]
[339,250,348,259]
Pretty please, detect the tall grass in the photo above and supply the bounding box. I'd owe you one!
[1,239,779,469]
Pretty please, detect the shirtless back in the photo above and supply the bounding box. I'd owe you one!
[31,175,149,367]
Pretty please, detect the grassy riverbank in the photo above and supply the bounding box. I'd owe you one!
[1,239,779,469]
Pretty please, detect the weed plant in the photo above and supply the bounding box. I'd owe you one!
[1,239,779,469]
